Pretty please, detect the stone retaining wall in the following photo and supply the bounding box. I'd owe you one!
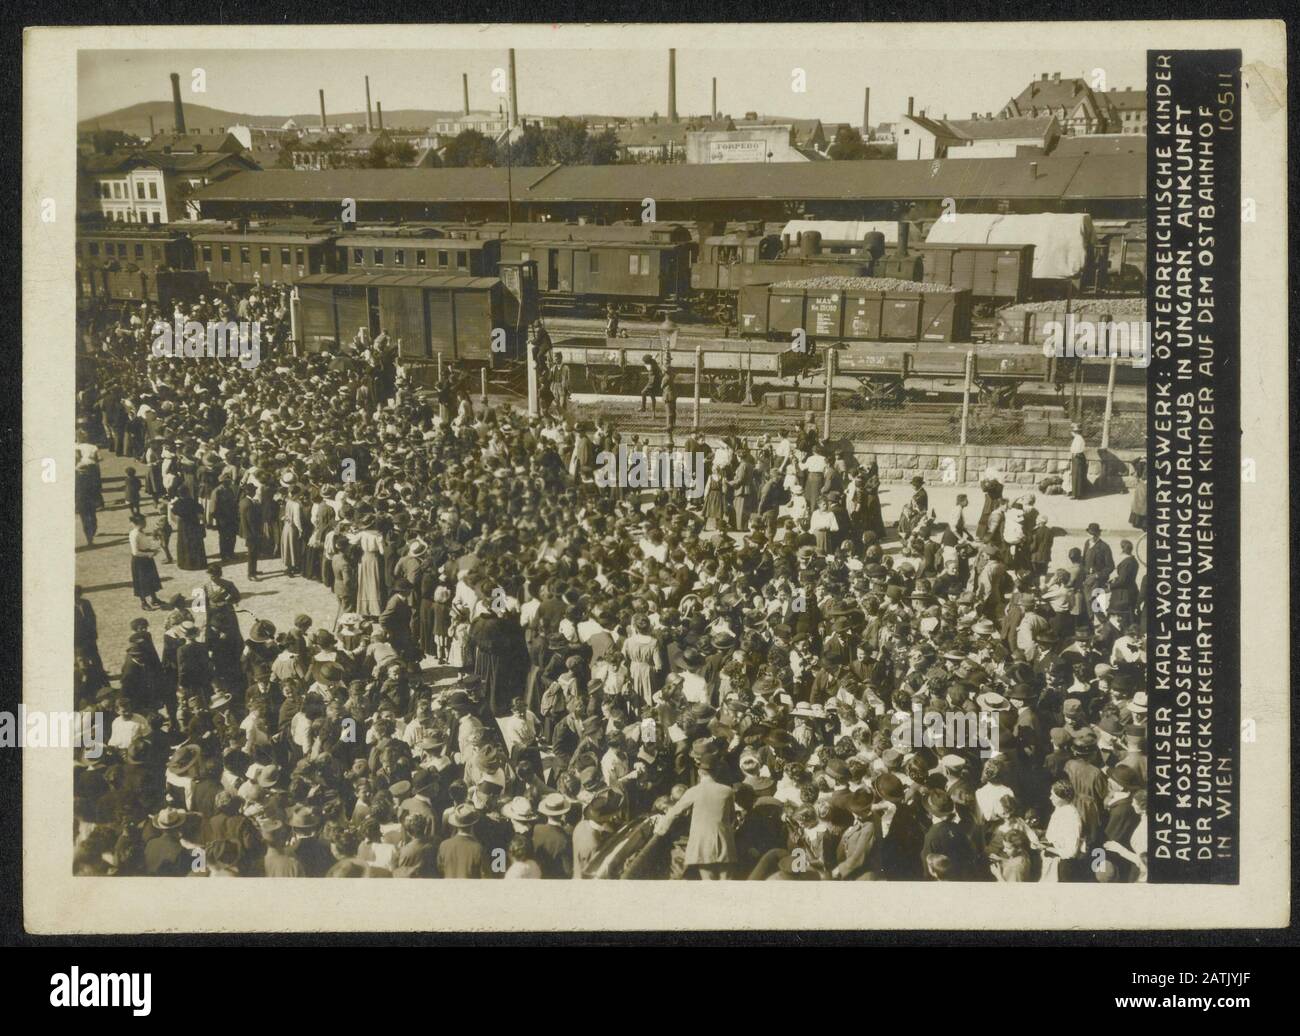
[845,440,1141,488]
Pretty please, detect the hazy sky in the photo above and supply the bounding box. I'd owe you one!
[79,47,1148,126]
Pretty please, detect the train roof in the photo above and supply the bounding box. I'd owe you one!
[190,228,336,244]
[193,154,1145,208]
[500,223,692,244]
[297,272,499,290]
[336,235,492,250]
[76,224,190,240]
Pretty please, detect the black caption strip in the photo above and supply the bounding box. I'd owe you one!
[1146,49,1241,884]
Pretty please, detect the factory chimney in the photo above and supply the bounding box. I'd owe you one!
[148,114,155,138]
[668,49,677,122]
[365,75,373,132]
[376,101,384,130]
[462,73,470,116]
[863,87,870,134]
[907,96,914,117]
[170,72,187,135]
[508,49,519,128]
[712,76,717,119]
[319,89,327,131]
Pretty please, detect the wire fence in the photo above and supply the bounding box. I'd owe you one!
[567,355,1146,456]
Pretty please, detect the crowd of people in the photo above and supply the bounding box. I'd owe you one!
[71,283,1150,882]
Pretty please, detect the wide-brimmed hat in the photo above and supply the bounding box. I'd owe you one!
[448,803,481,828]
[152,807,188,830]
[976,691,1011,713]
[873,772,906,804]
[210,691,233,710]
[287,804,320,831]
[255,764,282,789]
[1104,764,1143,792]
[248,619,276,644]
[501,796,539,824]
[538,792,572,818]
[167,744,202,776]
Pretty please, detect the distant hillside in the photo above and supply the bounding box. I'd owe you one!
[78,100,512,138]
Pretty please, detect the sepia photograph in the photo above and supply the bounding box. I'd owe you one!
[17,20,1290,939]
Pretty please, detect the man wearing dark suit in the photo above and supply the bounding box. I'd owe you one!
[438,806,487,877]
[380,582,418,661]
[144,812,189,876]
[870,775,926,881]
[920,791,978,880]
[1081,524,1115,615]
[238,485,263,580]
[831,791,879,880]
[533,801,574,879]
[212,474,240,561]
[176,628,212,700]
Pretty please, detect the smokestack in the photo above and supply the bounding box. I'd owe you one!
[365,75,373,132]
[376,101,383,130]
[907,96,914,117]
[508,49,519,128]
[462,73,470,116]
[170,73,186,136]
[712,77,717,119]
[896,221,910,257]
[319,89,327,131]
[148,114,155,138]
[668,49,677,122]
[863,87,870,134]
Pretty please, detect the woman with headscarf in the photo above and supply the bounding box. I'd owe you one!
[170,483,207,572]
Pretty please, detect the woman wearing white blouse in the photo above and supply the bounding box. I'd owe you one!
[127,514,165,610]
[808,503,839,554]
[1040,780,1085,882]
[799,449,829,509]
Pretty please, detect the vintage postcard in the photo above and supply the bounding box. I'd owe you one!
[20,20,1288,933]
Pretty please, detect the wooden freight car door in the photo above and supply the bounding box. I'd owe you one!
[378,286,431,358]
[426,289,457,361]
[993,252,1021,299]
[333,287,370,348]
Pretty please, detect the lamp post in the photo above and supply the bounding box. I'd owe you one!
[289,285,301,357]
[655,310,676,366]
[657,312,678,374]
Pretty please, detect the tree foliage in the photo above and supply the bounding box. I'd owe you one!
[91,129,143,154]
[441,128,498,168]
[827,126,870,160]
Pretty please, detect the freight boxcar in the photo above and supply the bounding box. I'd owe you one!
[498,223,694,317]
[919,243,1035,306]
[192,226,339,286]
[295,260,537,388]
[736,278,972,344]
